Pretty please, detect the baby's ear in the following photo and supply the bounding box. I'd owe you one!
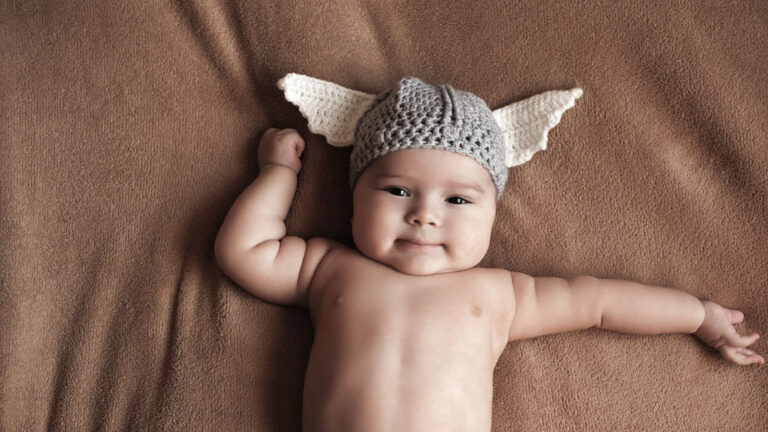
[492,88,583,167]
[278,73,377,147]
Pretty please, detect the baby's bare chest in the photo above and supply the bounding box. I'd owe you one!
[301,252,514,430]
[307,254,513,362]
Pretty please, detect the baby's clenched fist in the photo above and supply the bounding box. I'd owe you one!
[258,128,305,174]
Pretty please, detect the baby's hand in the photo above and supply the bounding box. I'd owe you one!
[694,301,764,366]
[257,128,305,174]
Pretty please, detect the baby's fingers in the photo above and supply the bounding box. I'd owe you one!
[722,327,760,349]
[719,345,765,366]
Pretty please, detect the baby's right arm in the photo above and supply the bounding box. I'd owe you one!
[214,128,335,308]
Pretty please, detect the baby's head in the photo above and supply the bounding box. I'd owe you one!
[278,72,582,275]
[349,77,505,275]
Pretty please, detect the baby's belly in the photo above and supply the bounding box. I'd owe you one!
[302,298,498,432]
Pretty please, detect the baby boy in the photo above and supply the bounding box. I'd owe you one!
[214,76,763,432]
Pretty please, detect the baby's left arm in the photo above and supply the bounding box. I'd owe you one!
[507,273,764,366]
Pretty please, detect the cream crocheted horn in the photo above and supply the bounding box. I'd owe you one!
[277,73,582,167]
[492,88,583,167]
[278,74,377,147]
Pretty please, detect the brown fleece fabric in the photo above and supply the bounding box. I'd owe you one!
[1,1,767,430]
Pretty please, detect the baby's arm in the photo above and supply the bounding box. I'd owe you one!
[507,273,764,366]
[214,128,333,308]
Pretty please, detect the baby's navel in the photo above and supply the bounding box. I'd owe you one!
[471,304,482,317]
[334,295,345,306]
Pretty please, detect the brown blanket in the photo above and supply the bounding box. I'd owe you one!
[2,1,766,430]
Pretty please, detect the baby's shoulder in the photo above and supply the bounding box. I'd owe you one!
[302,236,362,281]
[455,267,515,308]
[304,237,352,269]
[466,266,513,287]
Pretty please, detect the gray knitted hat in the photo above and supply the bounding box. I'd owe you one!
[277,73,583,199]
[351,77,507,196]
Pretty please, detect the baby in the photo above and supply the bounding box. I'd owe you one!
[214,76,764,432]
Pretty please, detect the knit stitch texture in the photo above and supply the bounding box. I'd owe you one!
[351,77,507,197]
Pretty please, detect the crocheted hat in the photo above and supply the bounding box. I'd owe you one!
[278,73,583,199]
[351,77,507,195]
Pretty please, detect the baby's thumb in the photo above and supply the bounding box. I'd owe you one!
[726,308,745,324]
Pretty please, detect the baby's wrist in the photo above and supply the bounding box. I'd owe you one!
[693,299,708,334]
[259,162,299,175]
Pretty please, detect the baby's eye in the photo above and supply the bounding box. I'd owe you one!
[446,196,470,205]
[386,187,409,197]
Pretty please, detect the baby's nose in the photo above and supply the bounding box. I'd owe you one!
[406,202,440,226]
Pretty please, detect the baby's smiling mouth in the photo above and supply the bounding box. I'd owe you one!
[395,238,442,251]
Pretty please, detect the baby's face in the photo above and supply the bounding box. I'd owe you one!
[351,148,497,276]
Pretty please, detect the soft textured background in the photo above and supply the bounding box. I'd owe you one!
[2,1,766,430]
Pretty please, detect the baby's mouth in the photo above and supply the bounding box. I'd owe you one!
[395,239,442,251]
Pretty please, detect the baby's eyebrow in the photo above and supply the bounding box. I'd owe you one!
[445,181,485,194]
[374,174,485,194]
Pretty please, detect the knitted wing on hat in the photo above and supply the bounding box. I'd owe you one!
[277,73,377,147]
[492,88,583,167]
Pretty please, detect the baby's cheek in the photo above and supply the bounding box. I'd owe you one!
[460,224,492,264]
[353,211,392,256]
